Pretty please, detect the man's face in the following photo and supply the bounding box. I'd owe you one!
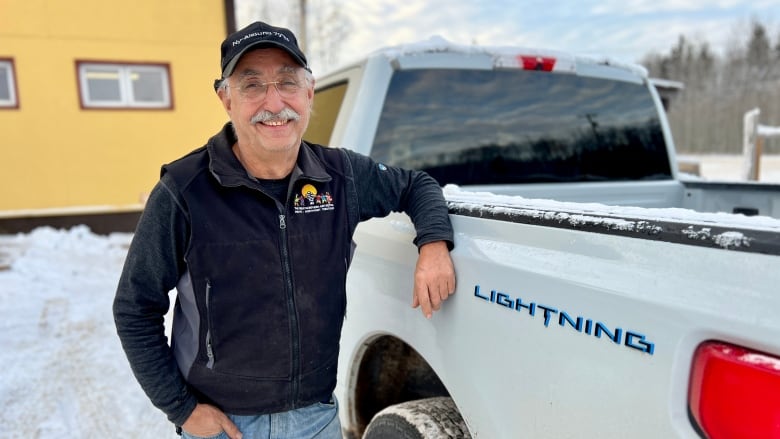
[219,48,314,156]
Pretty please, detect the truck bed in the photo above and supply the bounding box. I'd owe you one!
[462,179,780,221]
[339,188,780,438]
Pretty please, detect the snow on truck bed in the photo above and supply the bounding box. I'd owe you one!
[444,185,780,252]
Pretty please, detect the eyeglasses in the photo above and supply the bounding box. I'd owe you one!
[230,78,303,101]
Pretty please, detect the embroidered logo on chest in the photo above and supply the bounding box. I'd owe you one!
[293,183,335,214]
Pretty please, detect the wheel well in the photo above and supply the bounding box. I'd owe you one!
[352,335,450,435]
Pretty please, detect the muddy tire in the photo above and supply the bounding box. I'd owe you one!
[362,397,471,439]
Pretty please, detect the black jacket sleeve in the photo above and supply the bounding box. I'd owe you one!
[342,148,454,249]
[112,174,197,426]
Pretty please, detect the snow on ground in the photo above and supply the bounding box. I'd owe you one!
[0,226,175,438]
[0,154,778,438]
[678,153,780,183]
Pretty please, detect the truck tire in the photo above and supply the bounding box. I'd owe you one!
[362,397,471,439]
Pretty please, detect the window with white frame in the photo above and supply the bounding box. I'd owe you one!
[77,62,172,109]
[0,59,18,108]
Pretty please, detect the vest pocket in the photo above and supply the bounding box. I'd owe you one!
[200,273,292,379]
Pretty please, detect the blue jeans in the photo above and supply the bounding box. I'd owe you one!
[181,397,342,439]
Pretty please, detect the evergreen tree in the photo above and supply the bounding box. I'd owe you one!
[747,20,771,67]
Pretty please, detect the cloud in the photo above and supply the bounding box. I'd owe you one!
[235,0,780,71]
[588,0,734,15]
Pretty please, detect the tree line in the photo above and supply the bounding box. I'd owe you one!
[641,19,780,153]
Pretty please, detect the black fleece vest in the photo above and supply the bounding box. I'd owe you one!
[163,143,352,415]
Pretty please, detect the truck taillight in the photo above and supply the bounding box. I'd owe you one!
[493,53,575,73]
[518,55,556,71]
[689,341,780,439]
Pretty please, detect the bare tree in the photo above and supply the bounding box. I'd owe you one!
[235,0,351,74]
[642,18,780,154]
[305,0,351,74]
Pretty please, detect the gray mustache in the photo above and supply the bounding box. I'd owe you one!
[251,108,301,125]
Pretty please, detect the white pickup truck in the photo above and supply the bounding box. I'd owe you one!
[303,39,780,439]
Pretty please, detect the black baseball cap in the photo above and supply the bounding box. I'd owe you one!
[220,21,310,78]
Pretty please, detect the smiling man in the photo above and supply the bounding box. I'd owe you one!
[113,22,455,439]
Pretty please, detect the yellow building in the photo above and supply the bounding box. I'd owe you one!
[0,0,235,230]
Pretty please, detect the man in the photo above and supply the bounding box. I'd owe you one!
[113,21,455,439]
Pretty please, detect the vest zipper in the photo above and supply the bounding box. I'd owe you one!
[278,212,300,404]
[205,279,215,369]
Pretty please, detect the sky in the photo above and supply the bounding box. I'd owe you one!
[236,0,780,74]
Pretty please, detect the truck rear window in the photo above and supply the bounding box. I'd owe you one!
[370,69,672,185]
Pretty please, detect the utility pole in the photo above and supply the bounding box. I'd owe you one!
[299,0,307,53]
